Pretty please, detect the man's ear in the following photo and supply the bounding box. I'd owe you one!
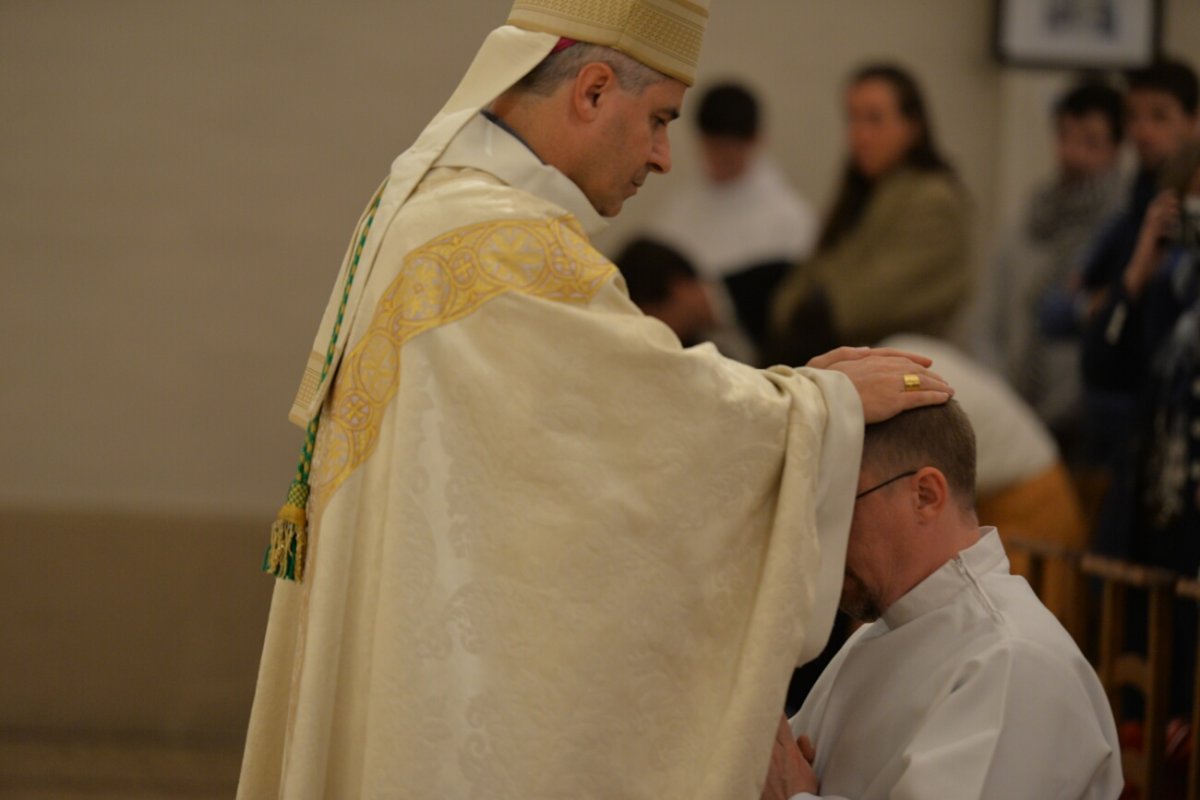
[913,466,949,521]
[571,61,618,122]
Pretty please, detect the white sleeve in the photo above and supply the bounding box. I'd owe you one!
[888,643,1118,800]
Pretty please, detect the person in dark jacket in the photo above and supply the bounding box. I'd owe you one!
[1083,141,1200,718]
[1073,58,1199,559]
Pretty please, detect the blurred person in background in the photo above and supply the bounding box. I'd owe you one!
[1083,142,1200,751]
[616,238,716,346]
[768,63,972,366]
[1084,142,1200,587]
[976,81,1126,467]
[614,236,756,361]
[1081,59,1198,302]
[1077,58,1199,556]
[650,82,817,360]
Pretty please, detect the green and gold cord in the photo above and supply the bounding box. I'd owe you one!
[264,185,385,581]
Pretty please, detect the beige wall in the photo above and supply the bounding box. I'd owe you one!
[1,0,1198,744]
[0,509,271,740]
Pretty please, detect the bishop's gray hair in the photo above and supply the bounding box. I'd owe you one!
[513,43,667,96]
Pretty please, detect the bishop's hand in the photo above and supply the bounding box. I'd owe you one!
[808,346,953,424]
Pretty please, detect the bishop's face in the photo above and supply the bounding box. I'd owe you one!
[575,77,685,216]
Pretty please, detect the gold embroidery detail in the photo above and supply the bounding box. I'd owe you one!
[510,0,632,29]
[626,3,704,61]
[309,216,614,511]
[293,351,325,412]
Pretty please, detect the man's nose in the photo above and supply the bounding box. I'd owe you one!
[650,135,672,174]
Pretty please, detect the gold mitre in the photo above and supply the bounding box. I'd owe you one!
[506,0,709,86]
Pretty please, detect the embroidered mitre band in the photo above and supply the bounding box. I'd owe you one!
[507,0,709,86]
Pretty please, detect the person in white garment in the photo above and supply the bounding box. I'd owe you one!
[651,82,817,281]
[761,400,1122,800]
[648,82,817,358]
[239,2,953,798]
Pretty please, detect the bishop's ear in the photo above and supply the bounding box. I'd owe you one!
[572,61,618,120]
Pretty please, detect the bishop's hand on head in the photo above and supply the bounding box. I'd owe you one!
[807,346,953,423]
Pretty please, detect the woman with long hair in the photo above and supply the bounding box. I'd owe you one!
[768,63,972,364]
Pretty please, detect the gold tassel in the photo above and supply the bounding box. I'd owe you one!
[264,482,309,581]
[262,184,385,583]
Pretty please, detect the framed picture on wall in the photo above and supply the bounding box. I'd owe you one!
[994,0,1161,69]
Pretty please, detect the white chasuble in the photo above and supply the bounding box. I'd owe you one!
[238,112,862,799]
[790,530,1121,800]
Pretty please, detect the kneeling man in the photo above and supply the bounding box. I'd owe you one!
[764,401,1122,799]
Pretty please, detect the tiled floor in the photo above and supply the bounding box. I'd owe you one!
[0,737,241,799]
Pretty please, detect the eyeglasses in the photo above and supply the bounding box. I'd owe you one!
[854,470,918,501]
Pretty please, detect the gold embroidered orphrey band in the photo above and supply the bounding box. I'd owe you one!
[306,214,616,524]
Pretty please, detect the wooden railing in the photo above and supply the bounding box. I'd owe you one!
[1080,553,1176,800]
[1176,578,1200,800]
